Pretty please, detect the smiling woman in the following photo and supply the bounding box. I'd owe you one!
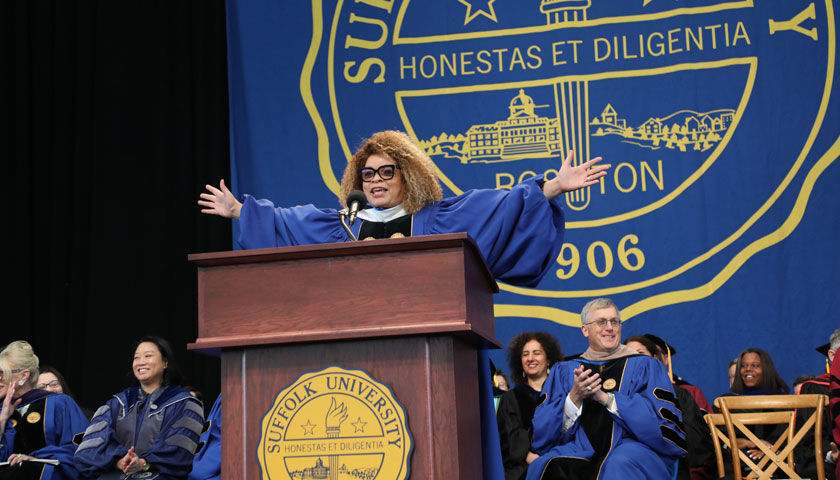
[73,337,205,480]
[730,348,789,395]
[496,332,563,480]
[725,347,790,466]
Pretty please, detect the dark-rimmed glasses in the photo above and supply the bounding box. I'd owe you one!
[37,380,61,389]
[360,164,400,182]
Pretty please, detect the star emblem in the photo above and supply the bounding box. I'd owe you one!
[351,417,367,433]
[457,0,497,25]
[301,420,316,435]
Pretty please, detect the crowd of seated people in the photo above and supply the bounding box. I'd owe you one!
[0,338,215,480]
[3,322,838,480]
[492,306,840,480]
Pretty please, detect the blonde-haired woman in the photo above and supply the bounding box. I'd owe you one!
[200,130,608,287]
[0,341,89,480]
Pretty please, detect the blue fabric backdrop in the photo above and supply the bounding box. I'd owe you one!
[226,0,839,475]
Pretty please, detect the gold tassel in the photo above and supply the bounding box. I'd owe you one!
[667,347,674,383]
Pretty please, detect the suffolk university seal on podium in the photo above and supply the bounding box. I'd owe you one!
[257,366,413,479]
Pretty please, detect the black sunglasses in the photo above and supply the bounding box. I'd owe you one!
[360,164,400,182]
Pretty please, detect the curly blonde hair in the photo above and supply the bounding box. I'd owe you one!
[339,130,443,214]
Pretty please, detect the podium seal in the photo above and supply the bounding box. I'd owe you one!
[257,366,413,479]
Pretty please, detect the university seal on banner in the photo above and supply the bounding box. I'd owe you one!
[304,0,839,324]
[257,366,413,480]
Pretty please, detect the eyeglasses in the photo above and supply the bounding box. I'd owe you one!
[0,368,24,381]
[360,164,400,182]
[586,319,621,328]
[37,380,61,389]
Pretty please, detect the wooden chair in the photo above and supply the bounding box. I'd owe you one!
[704,394,827,480]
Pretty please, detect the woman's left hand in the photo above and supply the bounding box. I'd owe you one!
[8,453,31,466]
[542,150,609,200]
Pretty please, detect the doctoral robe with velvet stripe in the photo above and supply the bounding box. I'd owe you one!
[237,176,564,288]
[0,390,89,480]
[73,386,204,480]
[528,355,687,480]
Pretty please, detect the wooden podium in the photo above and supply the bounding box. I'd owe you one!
[188,233,500,479]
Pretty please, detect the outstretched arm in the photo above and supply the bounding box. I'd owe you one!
[542,150,609,201]
[198,179,242,219]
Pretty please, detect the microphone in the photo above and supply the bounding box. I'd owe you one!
[346,190,367,227]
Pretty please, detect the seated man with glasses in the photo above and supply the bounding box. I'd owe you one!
[199,130,608,288]
[527,298,687,480]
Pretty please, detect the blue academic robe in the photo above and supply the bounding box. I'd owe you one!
[188,394,220,480]
[237,176,564,287]
[0,390,89,480]
[528,355,687,480]
[73,386,204,480]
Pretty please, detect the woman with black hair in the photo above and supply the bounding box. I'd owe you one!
[730,347,790,395]
[73,337,204,479]
[726,347,790,467]
[496,332,563,480]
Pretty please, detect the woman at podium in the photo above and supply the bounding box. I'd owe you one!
[199,130,607,287]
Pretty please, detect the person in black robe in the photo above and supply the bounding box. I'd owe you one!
[496,332,563,480]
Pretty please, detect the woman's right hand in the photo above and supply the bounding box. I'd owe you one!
[198,179,242,219]
[0,383,21,425]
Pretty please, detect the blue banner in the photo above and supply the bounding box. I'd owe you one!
[227,0,839,411]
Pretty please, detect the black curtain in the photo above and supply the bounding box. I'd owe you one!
[6,0,231,412]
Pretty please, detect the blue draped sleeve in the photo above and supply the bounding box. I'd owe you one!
[237,196,347,248]
[189,394,221,480]
[73,396,129,478]
[31,394,90,480]
[141,395,205,478]
[416,176,564,287]
[613,356,688,458]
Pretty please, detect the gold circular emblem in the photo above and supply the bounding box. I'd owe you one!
[389,232,405,239]
[26,412,41,424]
[603,379,617,391]
[257,366,413,480]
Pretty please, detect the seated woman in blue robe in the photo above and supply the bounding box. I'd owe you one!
[199,130,608,288]
[0,341,89,480]
[73,337,204,480]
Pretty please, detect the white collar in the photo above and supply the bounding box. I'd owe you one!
[357,204,408,223]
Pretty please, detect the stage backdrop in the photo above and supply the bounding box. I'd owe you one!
[225,1,839,402]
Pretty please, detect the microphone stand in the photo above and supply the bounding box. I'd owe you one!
[339,209,359,241]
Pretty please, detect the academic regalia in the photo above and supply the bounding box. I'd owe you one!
[795,373,835,480]
[672,384,714,480]
[497,385,541,480]
[188,394,220,480]
[0,389,89,480]
[831,357,840,480]
[237,176,564,288]
[528,355,687,480]
[74,386,204,480]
